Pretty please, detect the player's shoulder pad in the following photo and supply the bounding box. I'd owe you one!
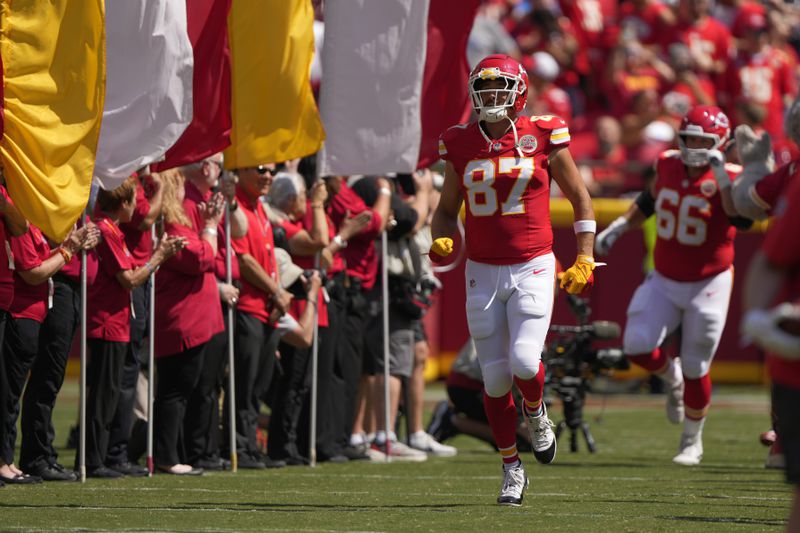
[439,122,472,157]
[528,114,567,132]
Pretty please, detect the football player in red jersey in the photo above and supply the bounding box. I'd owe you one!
[430,54,597,506]
[596,105,752,466]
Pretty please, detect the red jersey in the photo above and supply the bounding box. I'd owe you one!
[439,115,570,265]
[232,189,278,324]
[662,18,732,72]
[279,215,329,328]
[618,0,671,47]
[724,48,796,143]
[120,180,153,268]
[154,221,224,357]
[88,216,134,342]
[9,224,51,323]
[752,159,797,215]
[0,186,16,311]
[652,151,739,281]
[761,170,800,387]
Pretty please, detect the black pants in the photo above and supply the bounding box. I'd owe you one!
[78,339,127,469]
[3,317,42,465]
[332,281,368,448]
[317,296,344,459]
[154,343,206,467]
[774,382,800,485]
[184,327,228,465]
[224,311,276,459]
[106,282,148,466]
[0,310,10,464]
[20,280,80,471]
[267,342,311,461]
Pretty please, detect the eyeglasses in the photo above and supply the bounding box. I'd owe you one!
[256,163,285,176]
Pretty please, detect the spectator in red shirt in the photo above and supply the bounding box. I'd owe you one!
[106,171,163,478]
[524,51,573,123]
[3,221,98,485]
[0,182,28,486]
[180,154,247,471]
[228,163,292,468]
[81,179,183,478]
[19,219,99,482]
[153,170,225,475]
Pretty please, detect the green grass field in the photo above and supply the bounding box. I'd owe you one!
[1,381,790,532]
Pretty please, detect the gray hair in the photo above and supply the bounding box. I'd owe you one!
[268,171,306,212]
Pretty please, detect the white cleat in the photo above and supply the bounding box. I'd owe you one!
[673,433,703,466]
[497,464,529,506]
[525,403,557,465]
[409,431,457,457]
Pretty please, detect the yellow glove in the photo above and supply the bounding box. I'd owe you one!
[429,237,454,263]
[559,254,603,295]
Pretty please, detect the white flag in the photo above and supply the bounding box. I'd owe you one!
[94,0,194,188]
[318,0,429,177]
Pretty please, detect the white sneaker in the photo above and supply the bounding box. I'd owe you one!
[765,442,786,469]
[497,463,529,506]
[664,363,685,424]
[374,440,428,462]
[673,433,703,465]
[525,403,557,464]
[409,432,457,457]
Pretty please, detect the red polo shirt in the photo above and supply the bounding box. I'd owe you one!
[9,224,51,323]
[154,221,224,357]
[280,215,329,328]
[120,179,153,268]
[183,180,239,283]
[232,189,277,324]
[327,183,382,290]
[88,216,133,342]
[0,186,16,311]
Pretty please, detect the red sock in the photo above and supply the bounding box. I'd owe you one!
[628,348,668,373]
[684,374,711,420]
[483,391,520,464]
[514,362,545,414]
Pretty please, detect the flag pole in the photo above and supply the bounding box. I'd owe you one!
[225,201,238,473]
[146,224,157,476]
[79,213,88,483]
[309,253,321,467]
[381,230,391,461]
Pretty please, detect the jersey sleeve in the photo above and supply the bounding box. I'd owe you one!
[763,178,800,269]
[532,115,571,153]
[9,229,43,272]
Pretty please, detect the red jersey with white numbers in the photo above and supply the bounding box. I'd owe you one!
[653,151,740,281]
[439,115,570,265]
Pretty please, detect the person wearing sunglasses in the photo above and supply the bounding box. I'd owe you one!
[225,163,292,468]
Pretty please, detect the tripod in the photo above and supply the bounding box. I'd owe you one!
[550,376,597,453]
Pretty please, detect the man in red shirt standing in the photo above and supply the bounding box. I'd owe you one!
[742,175,800,532]
[596,105,751,467]
[229,164,292,468]
[430,54,597,506]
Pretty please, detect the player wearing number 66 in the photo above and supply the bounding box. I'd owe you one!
[595,105,753,467]
[429,54,597,506]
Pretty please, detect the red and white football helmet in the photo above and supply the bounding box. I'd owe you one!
[678,105,731,167]
[468,55,528,123]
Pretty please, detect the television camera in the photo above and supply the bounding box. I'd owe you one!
[542,294,628,453]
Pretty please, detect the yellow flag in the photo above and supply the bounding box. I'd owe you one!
[0,0,105,241]
[224,0,324,169]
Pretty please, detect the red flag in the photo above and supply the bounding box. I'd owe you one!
[155,0,232,170]
[417,0,479,170]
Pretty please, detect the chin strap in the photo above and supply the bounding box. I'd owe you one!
[479,116,524,158]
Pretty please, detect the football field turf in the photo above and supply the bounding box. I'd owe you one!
[2,381,790,532]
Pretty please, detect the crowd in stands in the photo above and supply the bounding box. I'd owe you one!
[466,0,800,195]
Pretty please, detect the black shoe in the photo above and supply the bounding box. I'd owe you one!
[341,444,370,461]
[26,462,77,482]
[107,461,148,477]
[264,458,286,469]
[237,455,266,470]
[192,457,224,471]
[86,466,125,479]
[0,472,42,484]
[319,454,349,464]
[282,455,308,466]
[426,400,458,442]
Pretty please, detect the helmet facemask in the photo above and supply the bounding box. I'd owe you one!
[678,129,724,168]
[469,72,523,123]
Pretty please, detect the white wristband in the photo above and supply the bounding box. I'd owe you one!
[573,220,597,234]
[379,187,391,196]
[333,234,347,248]
[203,227,219,237]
